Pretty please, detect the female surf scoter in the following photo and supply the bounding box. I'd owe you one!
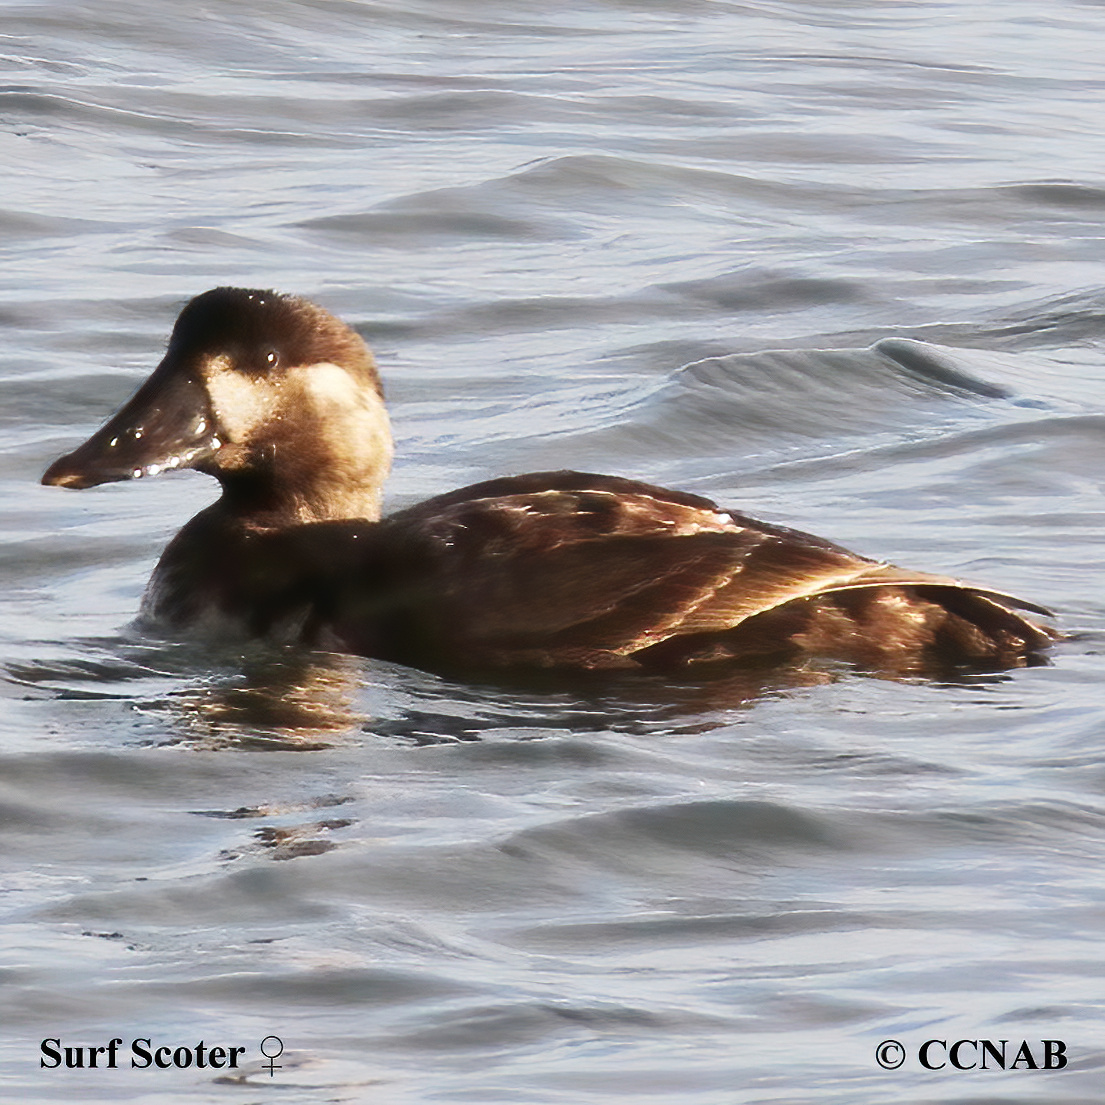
[43,288,1053,675]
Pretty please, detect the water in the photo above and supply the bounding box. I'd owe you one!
[3,1,1105,1101]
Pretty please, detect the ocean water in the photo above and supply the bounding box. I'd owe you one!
[3,1,1105,1101]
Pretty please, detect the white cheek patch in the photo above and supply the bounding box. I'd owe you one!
[287,362,392,447]
[198,358,392,506]
[286,362,394,484]
[203,355,281,442]
[286,362,364,412]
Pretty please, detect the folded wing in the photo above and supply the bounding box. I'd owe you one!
[367,472,1052,671]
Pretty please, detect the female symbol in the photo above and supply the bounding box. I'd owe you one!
[259,1035,284,1076]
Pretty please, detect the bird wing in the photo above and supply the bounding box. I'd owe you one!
[381,474,892,665]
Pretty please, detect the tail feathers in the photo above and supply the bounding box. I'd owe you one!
[637,581,1055,673]
[913,585,1057,656]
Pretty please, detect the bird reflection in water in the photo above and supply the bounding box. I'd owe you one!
[161,642,1037,750]
[164,650,367,750]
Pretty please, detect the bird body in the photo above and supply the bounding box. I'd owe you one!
[43,288,1053,676]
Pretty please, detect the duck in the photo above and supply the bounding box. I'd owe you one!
[42,287,1054,676]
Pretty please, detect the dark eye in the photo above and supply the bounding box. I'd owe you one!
[264,350,279,369]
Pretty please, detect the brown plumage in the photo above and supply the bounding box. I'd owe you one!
[42,289,1054,678]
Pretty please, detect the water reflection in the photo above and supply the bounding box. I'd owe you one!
[6,631,1041,753]
[4,637,366,750]
[171,651,366,749]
